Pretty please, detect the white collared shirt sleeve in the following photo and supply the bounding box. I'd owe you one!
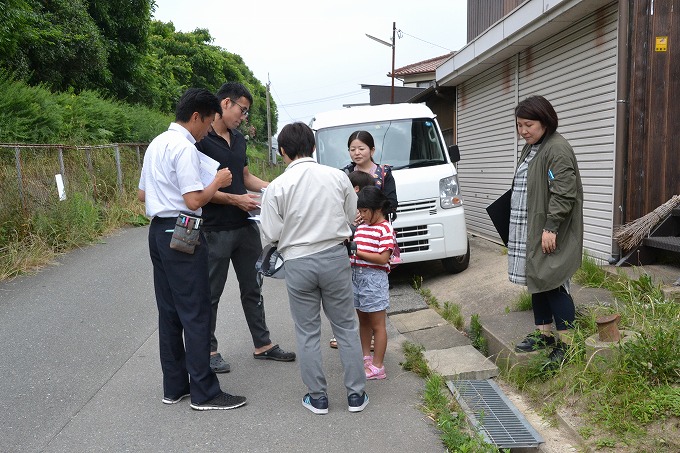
[260,182,283,245]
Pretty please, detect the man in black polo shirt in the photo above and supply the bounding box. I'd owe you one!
[196,82,295,373]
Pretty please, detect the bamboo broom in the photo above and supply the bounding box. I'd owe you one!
[613,195,680,251]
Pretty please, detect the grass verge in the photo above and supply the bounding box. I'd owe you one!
[401,341,508,452]
[501,253,680,451]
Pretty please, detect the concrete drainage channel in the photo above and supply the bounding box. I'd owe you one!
[387,282,546,451]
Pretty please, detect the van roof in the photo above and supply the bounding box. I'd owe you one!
[311,103,435,130]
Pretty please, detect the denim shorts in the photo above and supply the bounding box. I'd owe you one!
[352,266,390,313]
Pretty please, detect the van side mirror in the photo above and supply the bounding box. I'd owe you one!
[448,144,460,163]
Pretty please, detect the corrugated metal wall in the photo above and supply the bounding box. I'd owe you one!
[458,3,619,261]
[467,0,525,43]
[457,60,518,241]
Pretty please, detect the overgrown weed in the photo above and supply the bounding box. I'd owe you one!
[0,147,280,280]
[401,341,508,452]
[469,314,489,356]
[501,262,680,450]
[506,290,532,312]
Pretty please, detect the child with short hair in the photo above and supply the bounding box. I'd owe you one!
[351,185,395,379]
[348,170,375,192]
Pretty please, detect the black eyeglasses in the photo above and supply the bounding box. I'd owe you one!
[230,99,249,117]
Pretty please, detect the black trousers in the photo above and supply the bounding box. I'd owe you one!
[148,217,221,404]
[205,223,271,351]
[531,285,575,331]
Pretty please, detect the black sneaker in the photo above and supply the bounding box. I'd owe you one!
[302,393,329,414]
[347,392,369,413]
[542,343,567,371]
[515,331,555,352]
[162,393,190,405]
[210,353,231,373]
[190,392,246,411]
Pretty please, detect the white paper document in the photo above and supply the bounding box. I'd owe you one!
[198,153,220,187]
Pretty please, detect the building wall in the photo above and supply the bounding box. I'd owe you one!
[467,0,525,42]
[457,3,619,261]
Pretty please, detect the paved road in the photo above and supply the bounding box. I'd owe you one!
[0,226,444,452]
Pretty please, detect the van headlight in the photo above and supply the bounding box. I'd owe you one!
[440,175,463,209]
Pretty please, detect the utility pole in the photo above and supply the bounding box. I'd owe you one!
[391,21,396,104]
[366,22,396,104]
[266,77,273,164]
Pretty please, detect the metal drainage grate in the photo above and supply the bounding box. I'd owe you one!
[447,379,544,449]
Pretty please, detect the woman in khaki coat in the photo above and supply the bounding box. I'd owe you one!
[508,95,583,368]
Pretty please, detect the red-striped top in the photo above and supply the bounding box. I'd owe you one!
[351,220,395,273]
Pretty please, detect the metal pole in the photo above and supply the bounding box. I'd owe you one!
[114,145,123,195]
[391,22,396,104]
[14,147,26,213]
[58,147,65,190]
[266,79,273,164]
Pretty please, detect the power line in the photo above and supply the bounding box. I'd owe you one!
[270,84,296,123]
[398,30,453,52]
[280,90,364,108]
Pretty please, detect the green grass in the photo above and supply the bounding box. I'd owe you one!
[0,145,281,280]
[500,263,680,451]
[412,274,465,329]
[506,290,532,312]
[469,314,489,356]
[401,341,507,452]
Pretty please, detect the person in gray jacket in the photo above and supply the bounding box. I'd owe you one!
[508,95,584,368]
[260,122,368,414]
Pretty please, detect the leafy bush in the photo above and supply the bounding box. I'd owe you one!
[31,192,102,250]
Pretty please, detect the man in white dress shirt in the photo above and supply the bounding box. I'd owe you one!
[138,88,246,411]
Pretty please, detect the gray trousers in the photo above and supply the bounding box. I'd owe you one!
[205,224,271,351]
[284,244,366,399]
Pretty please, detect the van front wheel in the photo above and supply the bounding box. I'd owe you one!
[441,242,470,274]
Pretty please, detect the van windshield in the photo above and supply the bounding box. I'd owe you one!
[315,118,447,170]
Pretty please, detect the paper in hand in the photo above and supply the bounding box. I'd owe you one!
[198,152,220,187]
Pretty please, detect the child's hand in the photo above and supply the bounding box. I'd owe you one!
[354,212,364,226]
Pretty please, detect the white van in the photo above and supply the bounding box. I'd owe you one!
[310,103,470,273]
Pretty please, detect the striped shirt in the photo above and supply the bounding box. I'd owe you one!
[351,220,395,273]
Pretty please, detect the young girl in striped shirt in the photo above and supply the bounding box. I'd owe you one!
[351,185,396,380]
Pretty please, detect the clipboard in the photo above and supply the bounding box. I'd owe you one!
[486,189,512,246]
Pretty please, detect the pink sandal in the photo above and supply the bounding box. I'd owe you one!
[365,363,386,380]
[363,355,373,366]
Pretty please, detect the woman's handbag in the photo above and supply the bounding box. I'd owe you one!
[169,212,202,254]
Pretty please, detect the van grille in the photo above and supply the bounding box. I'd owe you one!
[395,225,429,253]
[396,198,438,215]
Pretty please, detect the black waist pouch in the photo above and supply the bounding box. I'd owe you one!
[169,212,202,254]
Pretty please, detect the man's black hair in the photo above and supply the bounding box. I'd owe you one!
[175,88,222,123]
[277,122,315,160]
[216,82,254,105]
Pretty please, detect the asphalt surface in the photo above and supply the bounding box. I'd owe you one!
[0,226,444,453]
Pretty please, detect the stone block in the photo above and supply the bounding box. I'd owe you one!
[424,345,499,380]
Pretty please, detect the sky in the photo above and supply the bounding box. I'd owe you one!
[151,0,468,135]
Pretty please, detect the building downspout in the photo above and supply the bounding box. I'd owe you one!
[611,0,632,264]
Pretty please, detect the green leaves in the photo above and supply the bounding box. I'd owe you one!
[0,1,277,140]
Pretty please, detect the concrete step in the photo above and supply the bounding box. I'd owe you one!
[389,308,498,380]
[425,346,499,380]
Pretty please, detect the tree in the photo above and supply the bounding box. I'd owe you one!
[85,0,153,102]
[16,0,109,92]
[144,21,277,139]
